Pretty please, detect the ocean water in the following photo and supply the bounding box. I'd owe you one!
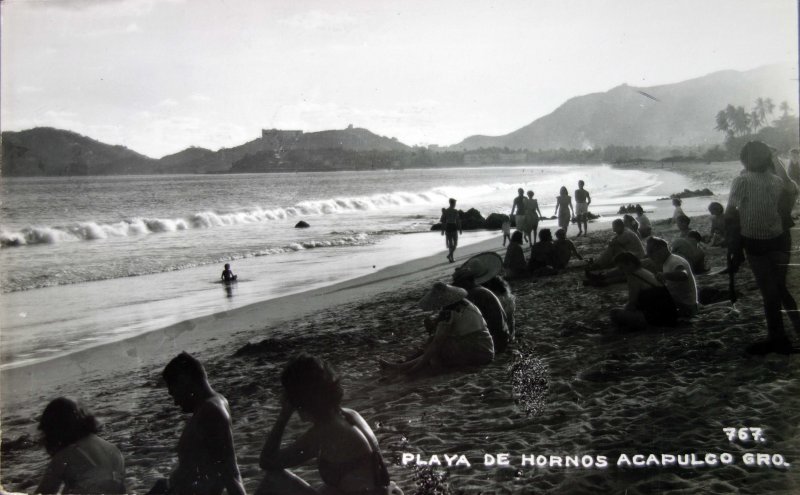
[0,165,693,368]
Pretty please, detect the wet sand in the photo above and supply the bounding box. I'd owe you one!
[3,176,800,494]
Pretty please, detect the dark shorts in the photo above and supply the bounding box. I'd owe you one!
[445,223,459,233]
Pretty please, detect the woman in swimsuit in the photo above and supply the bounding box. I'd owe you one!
[554,186,574,235]
[36,398,126,494]
[257,354,399,495]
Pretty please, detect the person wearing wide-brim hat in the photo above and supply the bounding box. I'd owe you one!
[380,282,494,374]
[452,253,512,353]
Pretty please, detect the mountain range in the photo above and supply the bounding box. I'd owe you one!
[1,64,797,176]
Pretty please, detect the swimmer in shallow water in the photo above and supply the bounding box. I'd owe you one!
[221,263,238,282]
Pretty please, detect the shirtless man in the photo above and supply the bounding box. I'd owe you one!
[150,352,245,495]
[510,188,527,239]
[574,180,591,236]
[441,198,462,263]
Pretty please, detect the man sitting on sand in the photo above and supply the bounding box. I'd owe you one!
[528,229,558,276]
[670,230,707,274]
[635,204,652,239]
[503,231,528,279]
[675,214,691,238]
[585,219,645,272]
[610,252,678,331]
[452,253,511,353]
[706,202,726,247]
[553,228,583,269]
[149,352,245,495]
[646,237,699,318]
[380,282,494,374]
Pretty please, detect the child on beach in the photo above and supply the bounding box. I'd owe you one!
[553,228,583,269]
[36,398,126,494]
[707,202,726,246]
[501,217,511,246]
[257,355,398,495]
[221,263,237,282]
[671,198,685,224]
[504,231,528,279]
[635,204,652,239]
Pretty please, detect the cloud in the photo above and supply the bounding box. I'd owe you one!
[85,22,142,37]
[31,0,184,16]
[17,85,44,94]
[188,94,212,103]
[156,98,179,108]
[279,10,356,31]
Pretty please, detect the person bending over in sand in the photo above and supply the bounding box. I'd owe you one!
[585,219,645,273]
[635,205,652,239]
[670,230,707,274]
[554,187,574,235]
[441,199,462,263]
[610,252,678,331]
[553,228,583,270]
[149,352,245,495]
[671,198,685,224]
[503,231,529,279]
[380,282,494,374]
[726,141,800,355]
[574,180,591,236]
[221,263,238,283]
[528,228,559,276]
[706,202,726,247]
[257,355,399,495]
[646,237,699,318]
[452,254,511,353]
[524,190,542,245]
[36,398,126,494]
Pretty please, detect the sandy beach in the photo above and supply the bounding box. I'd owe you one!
[3,165,800,494]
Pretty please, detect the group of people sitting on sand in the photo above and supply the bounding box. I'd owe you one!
[381,252,516,375]
[35,352,403,495]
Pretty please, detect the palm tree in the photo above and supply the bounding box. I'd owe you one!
[749,110,762,132]
[715,110,730,135]
[765,98,776,118]
[754,97,768,123]
[731,106,751,136]
[779,101,793,117]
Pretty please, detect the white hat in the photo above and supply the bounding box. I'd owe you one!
[418,282,468,311]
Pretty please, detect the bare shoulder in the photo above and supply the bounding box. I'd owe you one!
[196,394,232,425]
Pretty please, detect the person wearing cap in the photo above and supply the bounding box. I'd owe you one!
[452,253,511,353]
[379,282,494,374]
[726,141,799,355]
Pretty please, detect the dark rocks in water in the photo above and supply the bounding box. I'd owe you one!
[460,208,485,230]
[571,211,600,223]
[658,188,714,200]
[618,204,638,214]
[430,223,444,231]
[295,221,310,228]
[485,212,510,230]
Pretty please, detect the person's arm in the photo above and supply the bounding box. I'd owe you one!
[569,240,583,260]
[457,215,462,235]
[537,204,543,218]
[587,191,591,206]
[569,199,575,216]
[657,265,688,282]
[625,277,642,311]
[36,456,66,495]
[510,201,517,216]
[259,399,317,470]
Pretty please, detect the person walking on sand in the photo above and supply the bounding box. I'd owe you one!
[524,190,543,245]
[510,188,527,240]
[726,141,800,355]
[441,198,462,263]
[574,180,591,236]
[149,352,245,495]
[256,355,400,495]
[36,398,126,494]
[554,187,574,236]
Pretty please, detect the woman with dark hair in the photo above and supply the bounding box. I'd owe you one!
[482,275,516,341]
[528,229,558,275]
[257,355,400,494]
[36,397,126,494]
[503,231,528,279]
[727,141,800,354]
[554,186,574,235]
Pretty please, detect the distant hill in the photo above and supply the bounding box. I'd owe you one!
[451,64,798,151]
[1,127,157,176]
[1,125,411,175]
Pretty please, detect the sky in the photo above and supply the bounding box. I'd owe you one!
[1,0,797,158]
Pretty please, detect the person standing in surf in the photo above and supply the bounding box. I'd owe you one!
[554,186,574,236]
[574,180,591,236]
[440,198,462,263]
[510,188,527,239]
